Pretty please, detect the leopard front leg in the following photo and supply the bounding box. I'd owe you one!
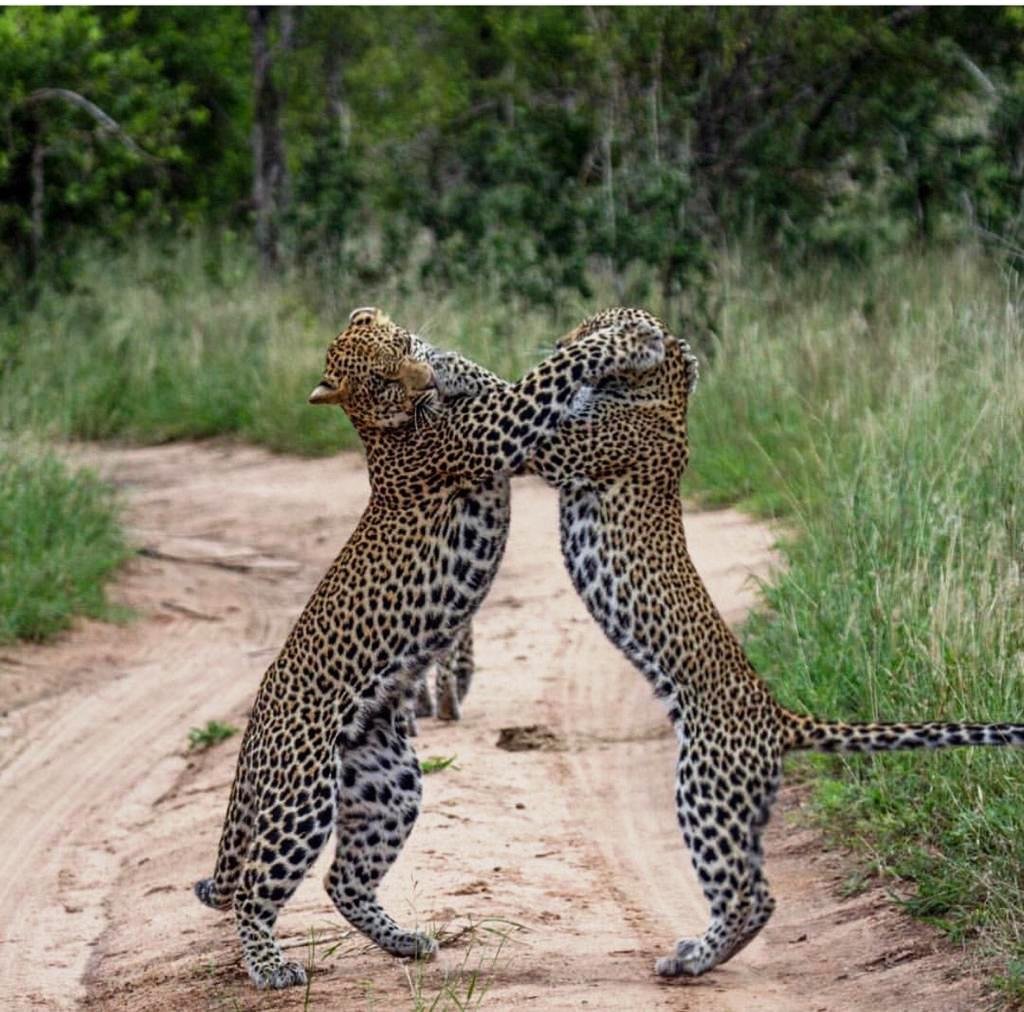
[445,319,666,480]
[325,708,435,959]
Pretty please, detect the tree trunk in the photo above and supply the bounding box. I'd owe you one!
[323,46,351,151]
[29,130,45,275]
[247,6,288,274]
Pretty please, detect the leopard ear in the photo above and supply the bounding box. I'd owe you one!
[308,376,350,405]
[555,323,584,348]
[348,306,389,327]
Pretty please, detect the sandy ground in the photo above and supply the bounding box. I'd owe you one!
[0,443,987,1012]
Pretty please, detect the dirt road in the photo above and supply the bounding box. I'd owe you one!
[0,443,985,1011]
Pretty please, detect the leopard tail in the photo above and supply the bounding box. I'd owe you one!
[194,769,253,911]
[780,709,1024,754]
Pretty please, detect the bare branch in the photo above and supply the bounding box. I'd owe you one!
[973,223,1024,260]
[23,88,161,163]
[957,52,999,99]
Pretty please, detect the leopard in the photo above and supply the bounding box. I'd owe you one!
[423,305,1024,980]
[192,305,665,989]
[517,306,1024,979]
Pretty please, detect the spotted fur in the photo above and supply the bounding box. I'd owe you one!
[521,306,1024,979]
[193,306,665,989]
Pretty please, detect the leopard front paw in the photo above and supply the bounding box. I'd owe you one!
[585,321,666,378]
[430,353,486,398]
[620,321,666,373]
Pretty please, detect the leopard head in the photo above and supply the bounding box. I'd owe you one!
[309,307,437,429]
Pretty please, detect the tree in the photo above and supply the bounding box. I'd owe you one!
[0,8,197,272]
[4,7,1024,289]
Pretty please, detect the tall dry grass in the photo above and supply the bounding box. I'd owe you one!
[690,248,1024,988]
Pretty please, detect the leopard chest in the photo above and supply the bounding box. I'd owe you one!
[435,478,511,620]
[558,483,618,620]
[363,478,511,663]
[557,482,663,675]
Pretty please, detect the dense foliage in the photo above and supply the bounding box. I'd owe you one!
[3,7,1024,307]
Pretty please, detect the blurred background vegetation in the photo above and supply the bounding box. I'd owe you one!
[1,7,1023,994]
[3,7,1024,299]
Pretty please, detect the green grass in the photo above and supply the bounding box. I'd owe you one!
[0,235,562,457]
[420,755,459,775]
[1,238,353,456]
[0,443,130,643]
[687,246,1024,976]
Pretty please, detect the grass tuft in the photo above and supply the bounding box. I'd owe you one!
[405,917,526,1011]
[0,442,130,643]
[187,719,239,751]
[421,755,459,775]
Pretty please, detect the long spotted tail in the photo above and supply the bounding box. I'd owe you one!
[194,772,252,912]
[782,710,1024,754]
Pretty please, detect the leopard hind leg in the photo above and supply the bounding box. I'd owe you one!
[231,744,336,989]
[727,769,782,958]
[325,707,435,959]
[656,744,779,977]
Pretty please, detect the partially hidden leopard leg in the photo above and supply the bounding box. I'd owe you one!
[412,674,434,720]
[435,624,473,721]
